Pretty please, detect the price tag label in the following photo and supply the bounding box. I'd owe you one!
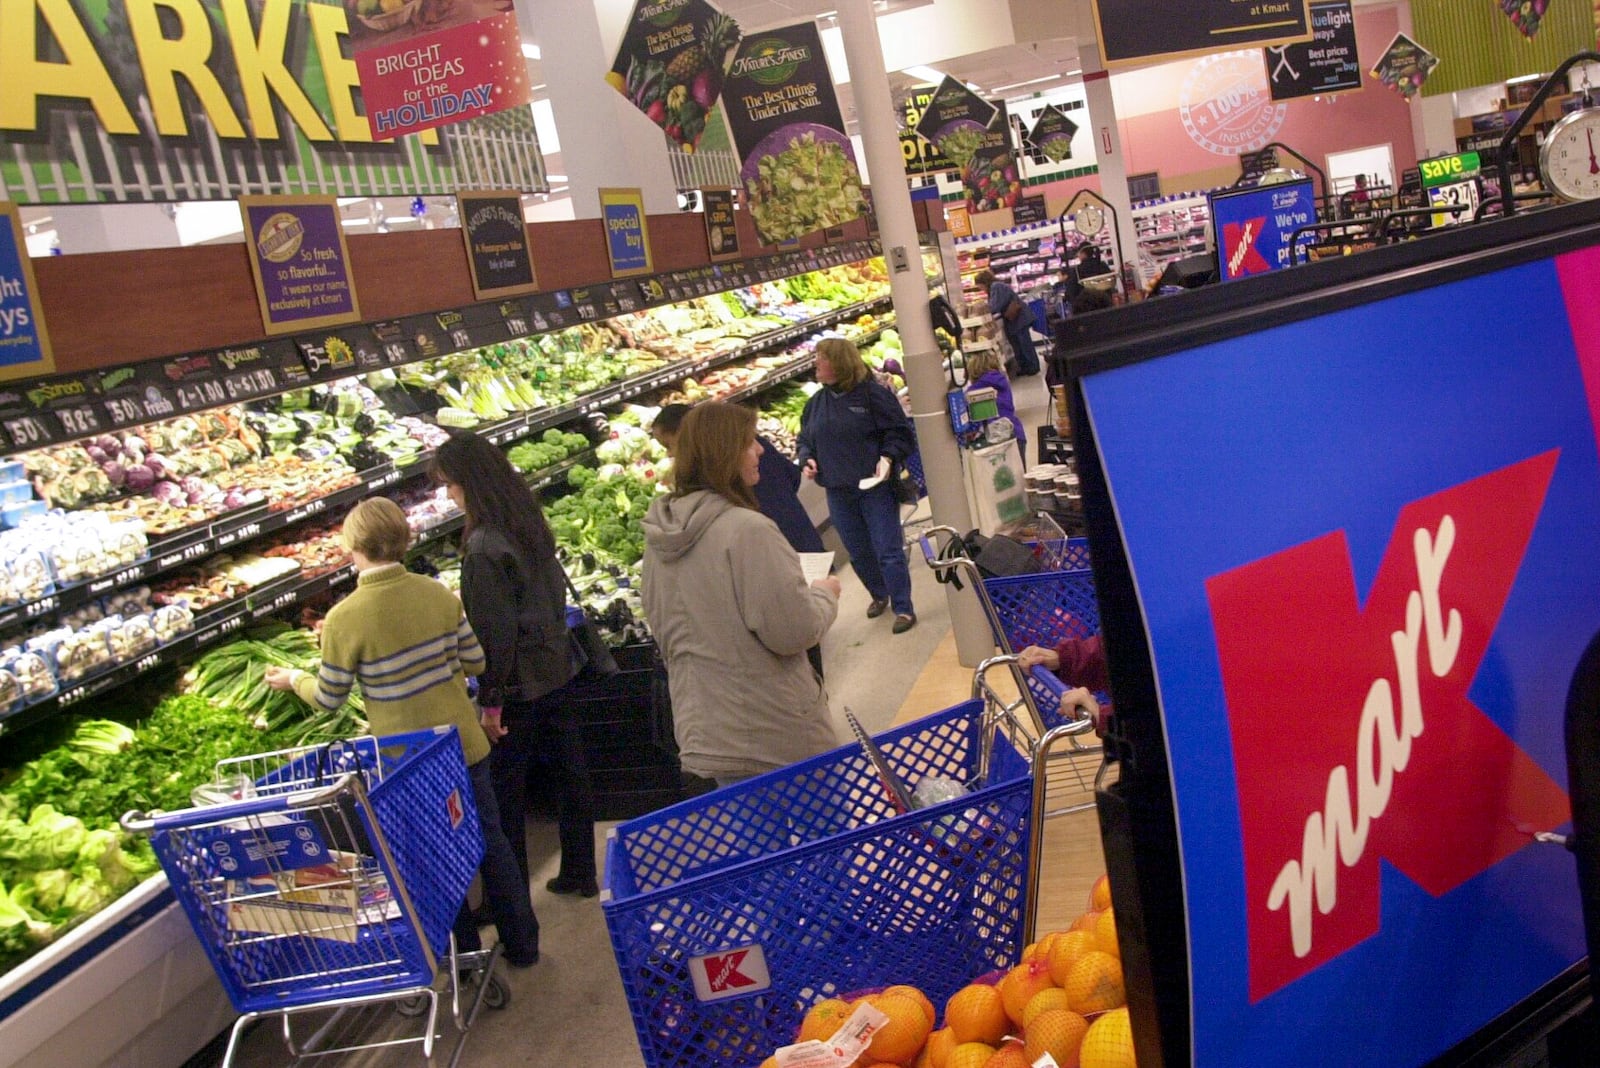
[155,538,215,570]
[283,497,328,525]
[3,414,52,449]
[101,394,148,429]
[88,563,149,595]
[505,315,530,337]
[1428,180,1479,228]
[23,594,59,620]
[330,564,357,586]
[53,403,103,439]
[194,614,245,649]
[222,367,280,401]
[382,341,410,366]
[173,379,229,412]
[58,685,87,708]
[450,328,472,350]
[214,519,263,548]
[352,343,384,371]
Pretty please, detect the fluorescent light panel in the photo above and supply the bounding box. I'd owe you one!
[990,74,1062,93]
[900,65,946,83]
[521,42,541,59]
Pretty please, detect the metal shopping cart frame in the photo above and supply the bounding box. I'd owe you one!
[123,728,506,1068]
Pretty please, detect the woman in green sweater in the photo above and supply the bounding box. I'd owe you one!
[264,497,539,967]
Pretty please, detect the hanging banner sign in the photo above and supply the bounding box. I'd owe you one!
[0,0,545,204]
[724,22,867,245]
[1208,178,1318,280]
[702,188,741,261]
[1497,0,1547,39]
[607,0,742,151]
[1371,33,1439,100]
[1091,0,1311,65]
[457,192,537,299]
[962,129,1023,214]
[1264,1,1363,101]
[899,85,959,176]
[600,188,654,277]
[239,196,362,336]
[0,203,52,383]
[1026,106,1081,163]
[912,77,999,170]
[350,0,533,140]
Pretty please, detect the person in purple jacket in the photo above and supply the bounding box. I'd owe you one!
[963,347,1026,468]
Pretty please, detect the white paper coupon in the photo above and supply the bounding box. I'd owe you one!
[827,1000,890,1062]
[798,551,835,585]
[772,1040,835,1068]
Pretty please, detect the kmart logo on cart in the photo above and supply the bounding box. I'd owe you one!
[689,944,770,1002]
[1206,451,1571,1001]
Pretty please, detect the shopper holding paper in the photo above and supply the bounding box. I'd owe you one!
[796,338,918,634]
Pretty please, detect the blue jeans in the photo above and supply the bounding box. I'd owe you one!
[826,482,914,617]
[1007,326,1041,375]
[453,757,540,965]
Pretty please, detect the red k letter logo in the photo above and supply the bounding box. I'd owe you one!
[1223,219,1273,276]
[1207,451,1571,1001]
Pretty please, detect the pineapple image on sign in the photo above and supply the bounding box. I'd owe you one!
[608,0,741,150]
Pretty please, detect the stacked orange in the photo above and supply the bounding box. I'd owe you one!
[767,873,1137,1068]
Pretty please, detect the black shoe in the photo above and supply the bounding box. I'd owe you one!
[546,875,599,898]
[892,613,917,634]
[504,948,539,969]
[866,596,890,619]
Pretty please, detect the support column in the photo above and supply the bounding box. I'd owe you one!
[52,204,179,254]
[1079,44,1134,281]
[519,0,679,218]
[837,0,993,667]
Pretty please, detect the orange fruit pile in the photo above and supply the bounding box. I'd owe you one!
[767,873,1136,1068]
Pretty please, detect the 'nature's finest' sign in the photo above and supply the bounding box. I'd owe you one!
[240,196,361,335]
[724,22,865,245]
[1092,0,1312,64]
[458,191,537,299]
[0,0,545,203]
[0,203,52,382]
[350,0,533,140]
[607,0,741,151]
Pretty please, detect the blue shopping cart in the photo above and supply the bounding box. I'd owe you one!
[123,727,506,1068]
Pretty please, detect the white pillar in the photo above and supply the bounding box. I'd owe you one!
[836,0,992,666]
[1079,43,1134,282]
[520,0,679,218]
[52,204,180,254]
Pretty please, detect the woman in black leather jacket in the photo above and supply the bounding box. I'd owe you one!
[433,432,599,899]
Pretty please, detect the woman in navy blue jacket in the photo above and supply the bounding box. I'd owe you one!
[796,339,919,633]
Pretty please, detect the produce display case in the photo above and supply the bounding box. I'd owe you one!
[0,236,894,1063]
[1062,198,1600,1066]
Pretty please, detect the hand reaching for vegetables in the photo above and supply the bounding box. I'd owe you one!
[263,666,296,692]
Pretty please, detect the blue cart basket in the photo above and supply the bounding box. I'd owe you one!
[601,699,1033,1068]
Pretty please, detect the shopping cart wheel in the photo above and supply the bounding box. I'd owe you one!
[481,974,510,1010]
[394,993,431,1018]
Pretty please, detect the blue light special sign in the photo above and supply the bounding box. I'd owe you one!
[1209,178,1318,280]
[1080,247,1600,1064]
[600,187,653,278]
[0,203,53,380]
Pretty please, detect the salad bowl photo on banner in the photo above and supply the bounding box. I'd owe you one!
[1026,104,1080,164]
[912,76,999,169]
[349,0,535,140]
[1370,32,1439,100]
[724,22,866,244]
[608,0,742,150]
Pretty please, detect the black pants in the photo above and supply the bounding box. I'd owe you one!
[490,674,598,887]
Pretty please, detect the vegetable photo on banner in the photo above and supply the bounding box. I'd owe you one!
[607,0,742,150]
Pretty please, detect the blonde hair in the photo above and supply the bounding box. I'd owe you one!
[815,338,871,391]
[964,347,1002,378]
[340,497,412,562]
[671,402,759,510]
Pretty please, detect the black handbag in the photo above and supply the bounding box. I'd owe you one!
[889,459,921,505]
[562,573,620,677]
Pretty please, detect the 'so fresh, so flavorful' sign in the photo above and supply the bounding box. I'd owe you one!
[1091,0,1312,65]
[0,203,51,382]
[350,0,533,140]
[703,188,741,261]
[239,196,361,335]
[600,188,653,277]
[724,22,866,245]
[608,0,742,151]
[458,191,537,299]
[0,0,546,204]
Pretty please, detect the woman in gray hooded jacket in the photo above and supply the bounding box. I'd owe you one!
[642,403,841,788]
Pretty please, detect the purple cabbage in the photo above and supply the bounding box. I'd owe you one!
[151,481,186,507]
[178,476,206,498]
[124,464,155,491]
[222,488,249,510]
[102,461,126,488]
[84,444,107,463]
[143,454,169,479]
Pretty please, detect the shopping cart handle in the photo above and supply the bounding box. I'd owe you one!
[1030,666,1068,698]
[121,774,360,833]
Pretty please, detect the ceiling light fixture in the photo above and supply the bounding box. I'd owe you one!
[546,174,568,182]
[900,64,946,84]
[521,42,541,59]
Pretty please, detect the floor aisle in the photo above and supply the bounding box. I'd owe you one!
[209,367,1109,1068]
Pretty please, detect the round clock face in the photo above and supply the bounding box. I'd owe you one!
[1074,205,1105,236]
[1539,108,1600,202]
